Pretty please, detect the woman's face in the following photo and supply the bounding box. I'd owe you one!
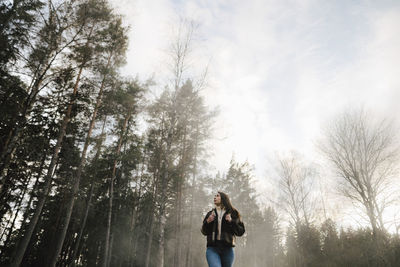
[214,193,221,206]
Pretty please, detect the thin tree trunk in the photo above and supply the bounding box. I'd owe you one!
[157,105,178,267]
[69,182,94,267]
[72,133,107,267]
[174,167,184,267]
[9,64,84,267]
[144,209,155,267]
[106,233,114,267]
[103,110,132,267]
[174,142,183,267]
[157,159,169,267]
[157,200,166,267]
[173,182,180,267]
[158,134,172,267]
[8,152,46,261]
[144,170,159,267]
[70,115,107,267]
[3,177,30,249]
[185,126,198,267]
[48,52,112,267]
[128,154,145,266]
[127,201,136,266]
[176,126,188,267]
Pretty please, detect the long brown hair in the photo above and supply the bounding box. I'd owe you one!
[218,191,241,219]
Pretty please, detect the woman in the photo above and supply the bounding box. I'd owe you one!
[201,191,245,267]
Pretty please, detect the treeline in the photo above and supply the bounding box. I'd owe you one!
[1,1,400,267]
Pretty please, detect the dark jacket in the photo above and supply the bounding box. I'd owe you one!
[201,208,245,247]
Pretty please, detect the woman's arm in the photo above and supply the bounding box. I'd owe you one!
[201,211,214,235]
[231,218,245,236]
[225,211,245,236]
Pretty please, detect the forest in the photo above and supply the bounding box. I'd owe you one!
[1,0,400,266]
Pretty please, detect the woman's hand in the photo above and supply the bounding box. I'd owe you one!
[206,211,216,223]
[225,213,232,222]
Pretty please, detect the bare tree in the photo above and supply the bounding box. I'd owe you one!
[167,18,197,90]
[275,152,318,267]
[276,152,316,229]
[318,109,399,239]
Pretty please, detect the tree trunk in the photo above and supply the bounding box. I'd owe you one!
[176,126,189,267]
[156,102,178,267]
[103,110,132,267]
[128,154,145,266]
[144,209,155,267]
[174,170,184,267]
[7,152,46,261]
[173,181,181,267]
[69,182,94,267]
[107,233,114,267]
[157,205,166,267]
[157,156,170,267]
[70,115,107,267]
[9,64,84,267]
[145,170,159,267]
[3,176,30,250]
[185,127,198,267]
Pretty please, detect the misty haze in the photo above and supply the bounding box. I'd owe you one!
[1,0,400,267]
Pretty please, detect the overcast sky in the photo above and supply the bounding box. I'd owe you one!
[111,0,400,225]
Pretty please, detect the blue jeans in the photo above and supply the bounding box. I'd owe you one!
[206,245,234,267]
